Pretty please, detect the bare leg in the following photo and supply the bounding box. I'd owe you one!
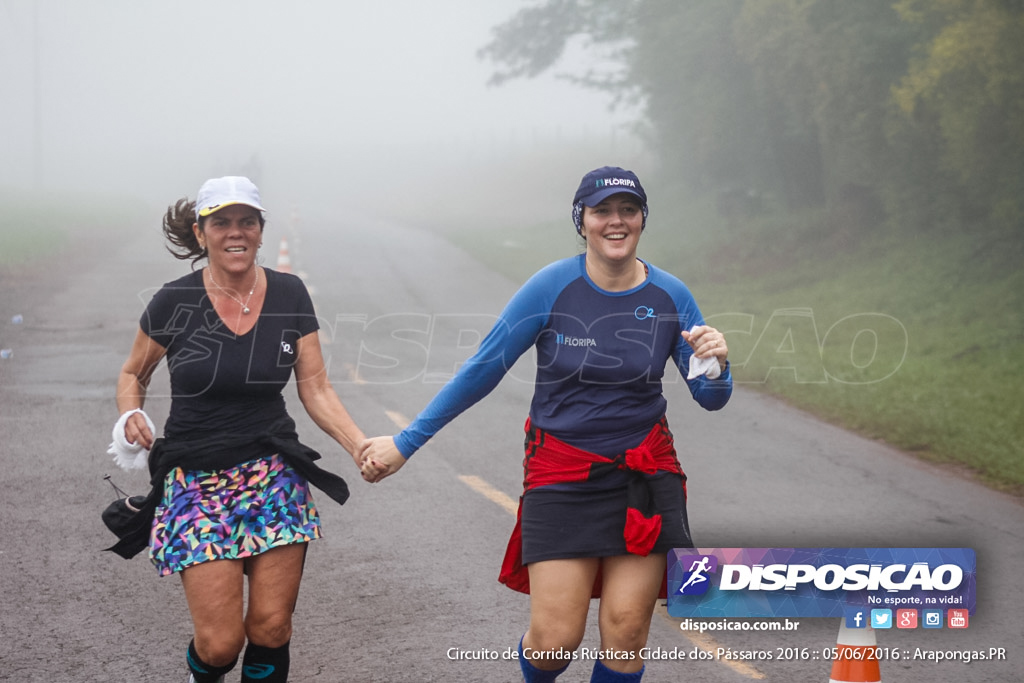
[181,559,246,666]
[244,543,307,646]
[523,557,599,670]
[595,553,666,673]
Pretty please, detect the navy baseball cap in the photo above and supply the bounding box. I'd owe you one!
[573,166,647,207]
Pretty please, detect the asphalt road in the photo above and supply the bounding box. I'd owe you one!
[0,215,1021,682]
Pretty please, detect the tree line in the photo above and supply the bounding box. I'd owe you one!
[480,0,1024,235]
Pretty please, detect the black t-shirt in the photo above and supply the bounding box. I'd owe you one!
[141,268,319,442]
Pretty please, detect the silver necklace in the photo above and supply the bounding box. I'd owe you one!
[208,267,259,314]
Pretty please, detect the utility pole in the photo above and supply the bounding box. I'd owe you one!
[32,1,42,189]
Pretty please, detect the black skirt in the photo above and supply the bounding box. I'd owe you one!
[520,469,693,564]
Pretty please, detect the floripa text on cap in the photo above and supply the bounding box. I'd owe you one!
[573,166,648,207]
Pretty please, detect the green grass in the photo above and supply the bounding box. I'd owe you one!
[430,159,1024,495]
[0,204,68,266]
[682,212,1024,493]
[0,189,149,267]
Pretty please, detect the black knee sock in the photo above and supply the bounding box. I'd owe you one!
[187,639,237,682]
[242,641,290,682]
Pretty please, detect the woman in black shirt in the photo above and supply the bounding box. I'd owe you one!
[115,176,365,683]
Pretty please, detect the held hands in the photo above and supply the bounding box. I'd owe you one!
[357,436,406,483]
[681,324,729,372]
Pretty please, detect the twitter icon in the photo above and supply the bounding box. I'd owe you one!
[870,609,892,629]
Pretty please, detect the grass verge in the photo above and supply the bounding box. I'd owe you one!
[0,189,150,269]
[434,164,1024,495]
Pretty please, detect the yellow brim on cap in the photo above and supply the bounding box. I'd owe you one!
[197,200,264,217]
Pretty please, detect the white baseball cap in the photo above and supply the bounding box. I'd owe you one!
[195,176,266,220]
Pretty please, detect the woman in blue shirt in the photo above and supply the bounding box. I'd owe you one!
[361,167,731,682]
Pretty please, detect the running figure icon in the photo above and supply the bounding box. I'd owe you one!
[679,556,712,593]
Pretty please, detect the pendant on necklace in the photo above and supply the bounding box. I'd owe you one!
[242,306,250,314]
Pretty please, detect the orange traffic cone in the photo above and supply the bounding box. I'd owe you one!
[276,237,292,273]
[829,621,880,682]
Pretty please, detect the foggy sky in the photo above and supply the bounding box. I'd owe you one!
[0,1,636,211]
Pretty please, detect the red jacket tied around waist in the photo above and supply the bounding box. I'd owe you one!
[498,416,686,598]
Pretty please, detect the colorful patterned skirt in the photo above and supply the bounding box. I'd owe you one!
[150,453,321,576]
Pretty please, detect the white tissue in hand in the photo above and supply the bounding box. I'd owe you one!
[107,409,155,471]
[687,354,721,380]
[685,326,722,380]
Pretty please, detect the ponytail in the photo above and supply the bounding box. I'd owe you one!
[162,198,205,266]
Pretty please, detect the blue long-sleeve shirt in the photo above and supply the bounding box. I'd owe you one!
[395,254,732,457]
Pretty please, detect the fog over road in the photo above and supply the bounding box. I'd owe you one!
[0,217,1020,681]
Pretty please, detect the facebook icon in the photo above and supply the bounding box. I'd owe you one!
[845,609,867,629]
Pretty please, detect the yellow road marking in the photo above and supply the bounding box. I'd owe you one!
[457,475,519,516]
[385,410,410,430]
[458,472,766,680]
[339,362,367,384]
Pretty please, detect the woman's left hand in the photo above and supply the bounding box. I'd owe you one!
[681,325,729,370]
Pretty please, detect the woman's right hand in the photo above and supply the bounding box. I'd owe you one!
[124,410,154,450]
[359,436,407,483]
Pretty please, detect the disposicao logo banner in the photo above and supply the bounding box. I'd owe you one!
[667,548,976,618]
